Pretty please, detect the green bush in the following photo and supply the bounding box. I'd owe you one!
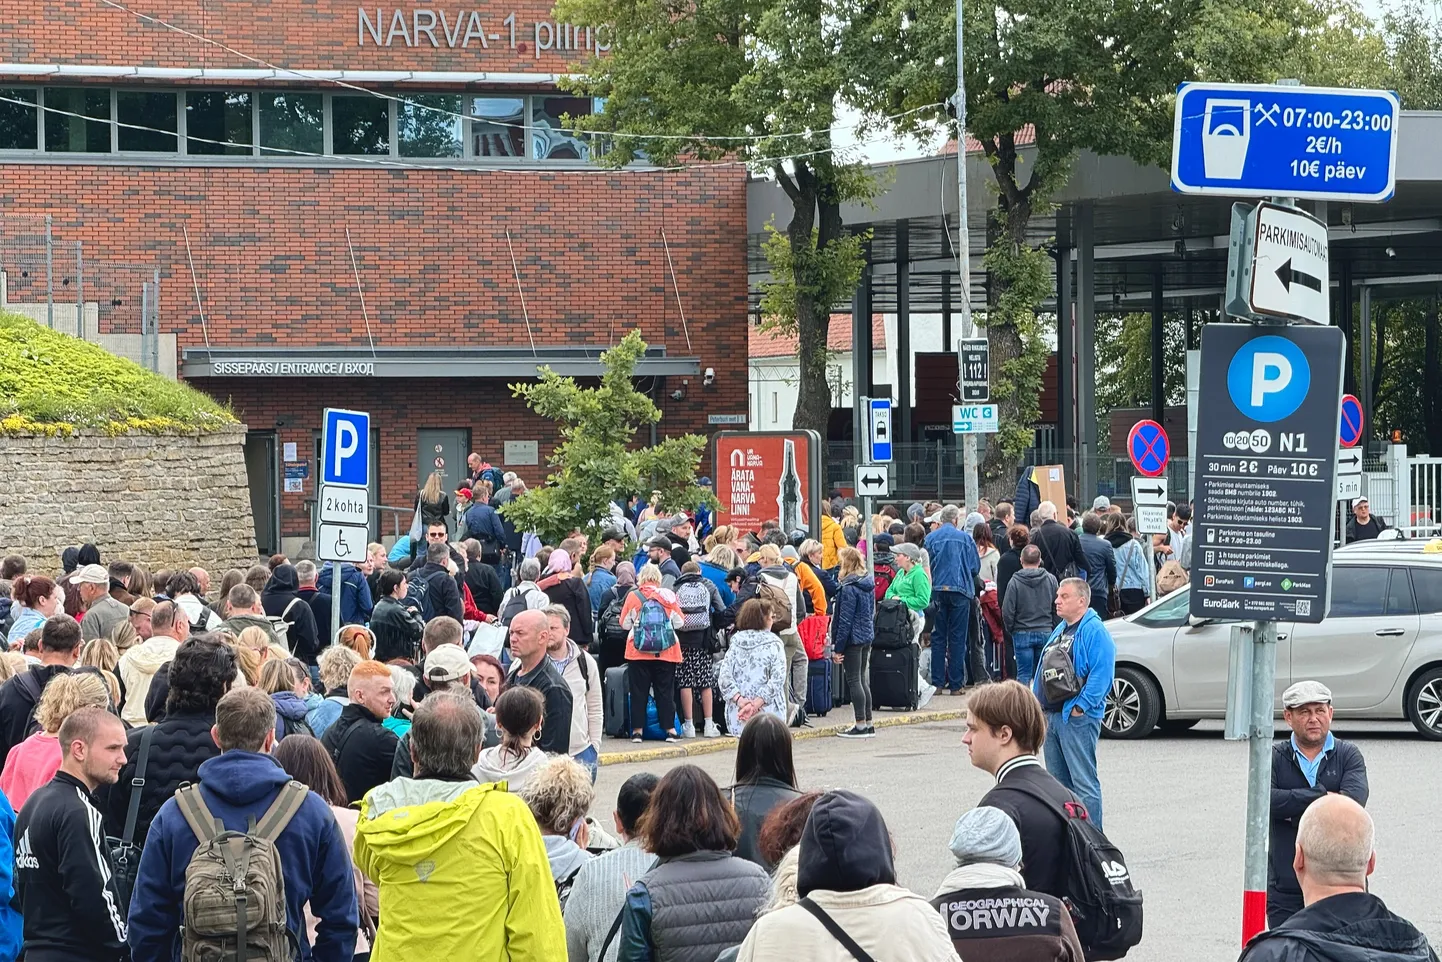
[0,311,235,435]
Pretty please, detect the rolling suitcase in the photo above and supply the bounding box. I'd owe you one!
[603,666,630,737]
[804,657,834,716]
[870,644,919,711]
[831,654,849,707]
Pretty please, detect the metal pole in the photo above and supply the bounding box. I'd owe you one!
[330,563,343,646]
[864,496,875,586]
[1242,619,1278,944]
[936,438,943,500]
[74,242,83,338]
[44,215,53,330]
[141,283,149,365]
[954,0,978,507]
[152,269,161,372]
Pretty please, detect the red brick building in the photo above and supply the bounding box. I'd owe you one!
[0,1,748,553]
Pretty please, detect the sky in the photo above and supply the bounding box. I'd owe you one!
[831,102,944,164]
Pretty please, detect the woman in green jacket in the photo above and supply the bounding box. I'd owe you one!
[885,543,932,612]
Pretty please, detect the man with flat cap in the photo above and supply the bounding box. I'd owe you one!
[1269,680,1369,928]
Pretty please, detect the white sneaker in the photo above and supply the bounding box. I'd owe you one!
[682,721,697,739]
[703,720,721,738]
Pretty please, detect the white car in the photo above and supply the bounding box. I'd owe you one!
[1102,541,1442,740]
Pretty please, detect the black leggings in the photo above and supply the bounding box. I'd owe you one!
[843,646,872,724]
[628,659,678,735]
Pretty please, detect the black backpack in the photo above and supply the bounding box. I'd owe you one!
[1039,633,1083,707]
[872,598,913,650]
[1008,783,1143,960]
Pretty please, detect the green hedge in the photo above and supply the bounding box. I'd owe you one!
[0,311,235,435]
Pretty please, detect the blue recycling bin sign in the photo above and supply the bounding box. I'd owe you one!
[1171,82,1399,202]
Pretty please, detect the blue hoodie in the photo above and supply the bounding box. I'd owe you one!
[1031,607,1116,724]
[0,788,20,962]
[317,562,374,624]
[127,751,358,962]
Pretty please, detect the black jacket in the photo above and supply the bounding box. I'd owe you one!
[370,595,425,663]
[730,776,801,870]
[464,561,504,617]
[1030,520,1088,583]
[979,756,1080,899]
[299,584,331,650]
[262,564,321,662]
[996,547,1023,608]
[0,664,73,760]
[1241,891,1438,962]
[14,771,129,962]
[98,710,221,848]
[1270,738,1369,909]
[542,575,595,648]
[321,702,401,804]
[411,561,464,623]
[505,657,574,756]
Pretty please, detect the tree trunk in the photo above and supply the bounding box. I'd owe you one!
[786,168,835,447]
[979,197,1033,501]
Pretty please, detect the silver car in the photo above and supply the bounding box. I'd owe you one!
[1102,541,1442,740]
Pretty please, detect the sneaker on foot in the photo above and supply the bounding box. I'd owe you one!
[681,720,697,739]
[837,725,872,739]
[703,720,721,738]
[631,734,643,744]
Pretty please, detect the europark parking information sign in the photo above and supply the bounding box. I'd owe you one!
[1190,326,1345,624]
[1171,82,1399,202]
[319,408,370,564]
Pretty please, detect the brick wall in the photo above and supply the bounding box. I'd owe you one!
[0,1,588,73]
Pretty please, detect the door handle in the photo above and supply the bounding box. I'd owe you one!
[1375,628,1407,637]
[1277,633,1288,641]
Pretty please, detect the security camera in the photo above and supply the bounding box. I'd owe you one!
[703,367,716,386]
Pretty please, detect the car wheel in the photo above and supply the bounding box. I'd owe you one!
[1102,668,1162,739]
[1406,667,1442,741]
[1159,718,1201,734]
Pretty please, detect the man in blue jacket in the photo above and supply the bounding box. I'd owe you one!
[1032,577,1115,830]
[128,688,358,962]
[924,505,982,694]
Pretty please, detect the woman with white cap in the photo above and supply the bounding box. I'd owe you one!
[931,806,1084,961]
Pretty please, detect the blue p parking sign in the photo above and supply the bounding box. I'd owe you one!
[322,409,371,488]
[1226,335,1312,423]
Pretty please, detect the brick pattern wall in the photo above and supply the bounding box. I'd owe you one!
[0,1,587,73]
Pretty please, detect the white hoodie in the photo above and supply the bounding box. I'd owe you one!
[471,745,548,792]
[118,636,181,725]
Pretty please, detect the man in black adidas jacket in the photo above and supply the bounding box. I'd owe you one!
[1269,681,1369,927]
[14,706,130,962]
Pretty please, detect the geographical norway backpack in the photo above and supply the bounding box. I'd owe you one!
[676,580,713,632]
[632,596,677,654]
[1007,783,1143,960]
[1040,632,1083,707]
[175,780,309,962]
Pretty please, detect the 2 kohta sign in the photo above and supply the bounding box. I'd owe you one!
[711,431,823,538]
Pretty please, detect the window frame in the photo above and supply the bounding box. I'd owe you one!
[41,86,113,155]
[114,87,181,155]
[183,89,257,157]
[0,84,41,153]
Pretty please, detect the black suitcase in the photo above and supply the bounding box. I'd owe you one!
[603,666,630,737]
[870,644,919,711]
[831,654,849,708]
[804,657,834,716]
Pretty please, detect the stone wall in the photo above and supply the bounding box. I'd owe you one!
[0,426,258,576]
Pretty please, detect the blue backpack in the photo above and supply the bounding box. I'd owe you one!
[633,597,677,654]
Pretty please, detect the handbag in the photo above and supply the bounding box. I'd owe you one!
[797,614,831,661]
[468,620,508,659]
[106,724,156,915]
[407,499,424,542]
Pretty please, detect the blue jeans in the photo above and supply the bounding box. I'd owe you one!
[1013,631,1049,685]
[573,745,599,784]
[931,591,972,690]
[495,560,511,592]
[1044,711,1104,831]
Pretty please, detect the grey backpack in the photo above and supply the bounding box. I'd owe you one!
[1040,633,1083,707]
[176,780,308,962]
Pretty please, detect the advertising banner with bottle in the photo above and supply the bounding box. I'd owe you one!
[711,430,824,538]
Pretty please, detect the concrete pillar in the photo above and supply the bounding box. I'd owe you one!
[1076,203,1097,500]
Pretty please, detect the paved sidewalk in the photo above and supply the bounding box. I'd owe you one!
[599,694,969,765]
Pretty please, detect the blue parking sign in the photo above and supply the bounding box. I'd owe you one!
[322,409,370,488]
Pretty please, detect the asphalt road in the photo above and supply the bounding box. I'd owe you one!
[592,719,1442,962]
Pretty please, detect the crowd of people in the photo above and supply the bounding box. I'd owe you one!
[0,458,1432,962]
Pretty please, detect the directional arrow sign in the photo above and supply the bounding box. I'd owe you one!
[854,463,891,498]
[1336,450,1363,502]
[1275,259,1323,294]
[1336,449,1363,472]
[1131,475,1169,508]
[1246,203,1330,325]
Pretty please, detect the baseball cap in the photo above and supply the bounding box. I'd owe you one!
[1354,495,1369,506]
[893,542,922,561]
[1092,496,1111,511]
[1282,680,1332,709]
[780,545,800,561]
[128,597,157,615]
[424,645,473,685]
[74,564,109,585]
[647,535,672,549]
[600,528,626,544]
[924,512,942,524]
[699,476,712,487]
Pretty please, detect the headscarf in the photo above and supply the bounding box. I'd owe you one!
[614,561,636,587]
[545,551,573,576]
[60,546,80,574]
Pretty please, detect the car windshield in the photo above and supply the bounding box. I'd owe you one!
[1132,586,1191,628]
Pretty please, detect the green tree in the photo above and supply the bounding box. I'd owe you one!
[1093,311,1188,450]
[553,0,872,445]
[500,330,715,545]
[841,0,1382,494]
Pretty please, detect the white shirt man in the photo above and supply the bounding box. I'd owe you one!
[543,605,602,778]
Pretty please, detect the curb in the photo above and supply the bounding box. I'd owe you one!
[598,706,968,766]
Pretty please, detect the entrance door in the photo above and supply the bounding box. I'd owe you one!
[244,431,279,557]
[417,428,471,536]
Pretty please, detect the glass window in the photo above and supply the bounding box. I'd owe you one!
[1407,566,1442,613]
[43,88,110,153]
[1387,568,1417,615]
[399,94,462,158]
[469,97,524,158]
[1327,566,1389,618]
[531,95,595,161]
[0,88,38,150]
[332,95,390,155]
[259,92,323,157]
[117,91,177,152]
[186,91,253,155]
[1135,586,1191,628]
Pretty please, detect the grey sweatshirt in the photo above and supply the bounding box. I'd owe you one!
[1003,567,1059,634]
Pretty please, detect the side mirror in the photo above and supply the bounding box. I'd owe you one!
[1187,614,1212,627]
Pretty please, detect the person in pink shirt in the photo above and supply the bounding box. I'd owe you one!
[0,671,110,808]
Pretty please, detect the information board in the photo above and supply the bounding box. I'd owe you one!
[712,430,823,538]
[1190,324,1344,623]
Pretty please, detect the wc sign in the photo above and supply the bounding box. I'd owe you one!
[322,408,371,488]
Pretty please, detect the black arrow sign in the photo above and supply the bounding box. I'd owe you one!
[1276,258,1323,294]
[1338,451,1362,469]
[862,474,884,488]
[1135,484,1165,499]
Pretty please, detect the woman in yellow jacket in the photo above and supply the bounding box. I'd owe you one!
[819,512,847,571]
[355,728,566,962]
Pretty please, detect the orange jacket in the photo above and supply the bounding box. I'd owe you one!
[785,558,827,616]
[620,583,685,664]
